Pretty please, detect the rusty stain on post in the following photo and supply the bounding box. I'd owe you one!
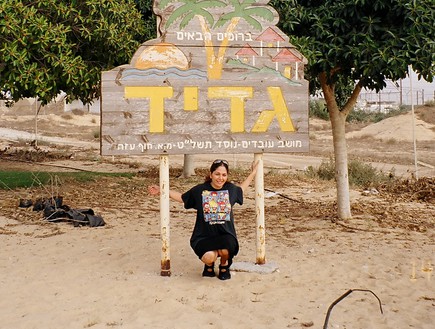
[254,153,266,265]
[161,260,171,277]
[256,225,266,265]
[160,155,171,276]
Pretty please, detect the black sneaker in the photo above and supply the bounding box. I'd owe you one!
[218,264,231,280]
[202,263,215,277]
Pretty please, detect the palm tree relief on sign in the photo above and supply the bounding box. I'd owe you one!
[101,0,310,156]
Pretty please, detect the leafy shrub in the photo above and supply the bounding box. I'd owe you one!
[347,160,393,187]
[304,157,395,188]
[424,99,435,107]
[309,100,329,120]
[346,106,409,123]
[93,130,100,139]
[309,99,410,124]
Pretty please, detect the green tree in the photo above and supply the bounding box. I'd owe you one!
[270,0,435,219]
[134,0,158,39]
[0,0,147,105]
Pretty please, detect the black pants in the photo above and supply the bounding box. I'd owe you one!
[192,234,239,259]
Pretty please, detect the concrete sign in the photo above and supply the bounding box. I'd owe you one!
[101,0,309,156]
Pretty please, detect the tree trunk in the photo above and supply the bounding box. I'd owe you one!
[329,106,351,219]
[320,73,363,220]
[320,73,352,219]
[182,154,195,178]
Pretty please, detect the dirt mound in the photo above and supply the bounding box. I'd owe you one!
[346,111,435,142]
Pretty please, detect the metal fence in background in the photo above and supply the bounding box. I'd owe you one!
[358,80,435,112]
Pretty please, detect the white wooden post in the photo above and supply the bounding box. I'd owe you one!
[409,66,418,179]
[159,155,171,276]
[254,153,266,265]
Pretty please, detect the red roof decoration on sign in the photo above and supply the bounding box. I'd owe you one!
[236,44,259,56]
[255,27,285,42]
[272,48,302,62]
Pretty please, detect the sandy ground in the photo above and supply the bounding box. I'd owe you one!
[0,105,434,328]
[1,181,434,329]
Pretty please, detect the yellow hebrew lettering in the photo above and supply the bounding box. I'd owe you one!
[252,87,295,132]
[125,86,173,133]
[208,87,253,133]
[184,87,198,111]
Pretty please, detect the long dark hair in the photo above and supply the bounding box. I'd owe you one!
[204,160,229,182]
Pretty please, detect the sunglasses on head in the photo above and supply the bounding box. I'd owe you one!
[213,159,229,166]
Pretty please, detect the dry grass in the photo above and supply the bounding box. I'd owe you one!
[60,113,74,120]
[71,109,85,116]
[61,109,86,119]
[385,138,398,145]
[349,133,374,141]
[416,105,435,125]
